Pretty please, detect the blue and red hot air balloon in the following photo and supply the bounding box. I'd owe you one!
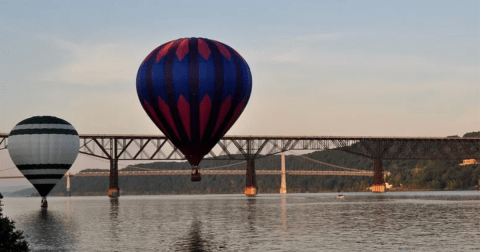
[136,38,252,179]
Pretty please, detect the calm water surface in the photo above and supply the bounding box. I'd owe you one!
[2,191,480,251]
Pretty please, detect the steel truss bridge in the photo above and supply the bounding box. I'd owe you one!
[1,133,479,195]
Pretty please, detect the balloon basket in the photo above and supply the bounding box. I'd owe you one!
[191,168,201,182]
[41,197,48,208]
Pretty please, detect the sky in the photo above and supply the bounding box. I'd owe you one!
[0,1,479,184]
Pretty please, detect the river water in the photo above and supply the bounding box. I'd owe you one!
[2,191,480,251]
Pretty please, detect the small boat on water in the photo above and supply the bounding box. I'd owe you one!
[336,194,345,199]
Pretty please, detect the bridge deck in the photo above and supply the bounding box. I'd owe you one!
[0,176,25,179]
[72,170,374,177]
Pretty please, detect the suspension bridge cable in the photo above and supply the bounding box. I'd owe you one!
[78,155,151,173]
[0,167,24,178]
[7,151,365,174]
[285,150,364,172]
[80,152,249,171]
[201,161,247,170]
[80,149,366,173]
[123,160,248,171]
[0,167,16,172]
[81,154,141,168]
[123,166,165,171]
[81,154,191,172]
[200,153,279,170]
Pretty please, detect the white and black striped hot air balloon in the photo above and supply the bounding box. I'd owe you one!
[8,116,80,199]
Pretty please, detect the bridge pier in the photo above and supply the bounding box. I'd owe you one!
[371,158,385,193]
[280,152,287,194]
[245,158,257,196]
[109,158,120,197]
[108,138,120,198]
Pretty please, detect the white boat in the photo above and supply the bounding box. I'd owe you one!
[336,194,345,199]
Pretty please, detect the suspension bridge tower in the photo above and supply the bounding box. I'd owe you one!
[66,171,71,197]
[280,152,287,194]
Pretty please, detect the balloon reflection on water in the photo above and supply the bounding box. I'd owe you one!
[174,219,215,252]
[19,208,77,251]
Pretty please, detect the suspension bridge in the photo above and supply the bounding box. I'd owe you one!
[0,152,379,196]
[73,152,377,177]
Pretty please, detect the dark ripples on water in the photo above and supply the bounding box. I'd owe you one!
[2,191,480,251]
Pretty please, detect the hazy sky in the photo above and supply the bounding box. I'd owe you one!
[0,1,479,182]
[1,0,479,137]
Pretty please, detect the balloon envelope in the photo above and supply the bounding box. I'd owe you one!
[8,116,80,197]
[136,38,252,166]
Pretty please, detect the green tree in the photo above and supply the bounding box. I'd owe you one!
[0,203,29,251]
[463,131,480,138]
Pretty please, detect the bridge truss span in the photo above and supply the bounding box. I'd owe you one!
[76,135,366,161]
[0,134,7,151]
[1,134,478,161]
[339,138,480,160]
[73,135,351,161]
[72,135,480,161]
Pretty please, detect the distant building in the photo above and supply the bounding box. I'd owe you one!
[459,159,478,166]
[411,167,423,174]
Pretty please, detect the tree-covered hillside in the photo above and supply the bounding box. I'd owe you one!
[464,131,480,138]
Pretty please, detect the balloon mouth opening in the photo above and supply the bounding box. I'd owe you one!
[180,149,208,167]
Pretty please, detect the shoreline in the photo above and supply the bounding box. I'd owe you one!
[4,187,479,197]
